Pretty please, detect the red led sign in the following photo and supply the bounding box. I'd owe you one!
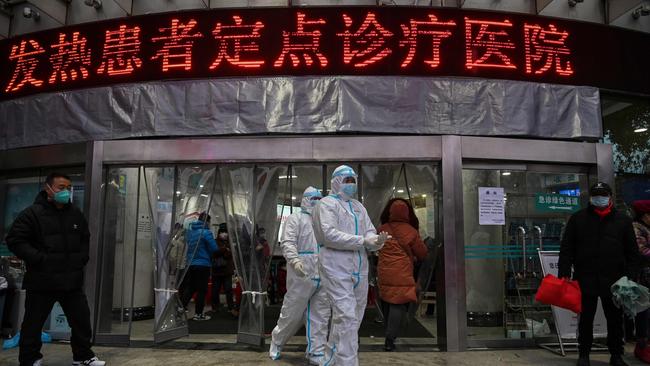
[0,7,649,100]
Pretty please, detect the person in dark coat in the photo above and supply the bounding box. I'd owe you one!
[6,173,105,366]
[211,223,238,317]
[558,182,640,366]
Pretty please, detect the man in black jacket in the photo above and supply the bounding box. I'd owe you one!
[6,173,105,366]
[559,182,639,366]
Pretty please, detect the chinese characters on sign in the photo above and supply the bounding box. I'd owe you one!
[535,193,580,213]
[479,187,505,225]
[1,9,576,96]
[97,25,142,76]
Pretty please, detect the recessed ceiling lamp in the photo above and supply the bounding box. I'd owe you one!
[634,127,648,133]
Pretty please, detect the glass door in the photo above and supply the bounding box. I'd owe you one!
[462,165,591,346]
[360,163,442,343]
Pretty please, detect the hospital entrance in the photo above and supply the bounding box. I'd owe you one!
[93,162,442,348]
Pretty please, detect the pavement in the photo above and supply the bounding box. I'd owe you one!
[1,342,648,366]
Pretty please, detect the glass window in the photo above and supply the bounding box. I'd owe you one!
[601,94,650,209]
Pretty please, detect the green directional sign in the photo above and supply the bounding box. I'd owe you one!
[535,193,580,213]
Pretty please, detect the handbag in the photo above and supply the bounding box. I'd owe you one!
[535,274,582,314]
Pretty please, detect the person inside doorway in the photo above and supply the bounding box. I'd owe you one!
[211,223,238,318]
[377,198,428,352]
[558,182,639,366]
[180,212,219,321]
[312,165,389,365]
[269,186,330,364]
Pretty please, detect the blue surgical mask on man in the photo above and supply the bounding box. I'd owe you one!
[48,184,72,204]
[590,196,610,208]
[341,183,357,198]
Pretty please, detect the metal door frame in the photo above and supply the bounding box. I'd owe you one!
[443,136,613,351]
[81,135,612,350]
[88,136,443,345]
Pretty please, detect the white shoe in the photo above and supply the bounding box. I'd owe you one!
[269,342,282,360]
[192,313,211,321]
[33,358,43,366]
[72,356,106,366]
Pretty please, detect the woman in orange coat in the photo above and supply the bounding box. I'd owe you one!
[377,198,428,351]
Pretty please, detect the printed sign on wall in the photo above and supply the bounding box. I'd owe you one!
[479,187,505,225]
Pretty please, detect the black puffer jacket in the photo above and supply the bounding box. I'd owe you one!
[558,205,639,295]
[6,191,90,292]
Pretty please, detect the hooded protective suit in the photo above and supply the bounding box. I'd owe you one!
[312,165,378,366]
[270,186,330,365]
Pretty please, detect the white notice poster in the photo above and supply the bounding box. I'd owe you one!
[479,187,505,225]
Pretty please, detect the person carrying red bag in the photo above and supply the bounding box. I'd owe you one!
[558,182,640,366]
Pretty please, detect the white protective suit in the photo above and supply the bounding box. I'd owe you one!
[312,165,378,366]
[270,186,330,365]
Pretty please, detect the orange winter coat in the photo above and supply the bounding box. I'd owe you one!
[377,200,428,305]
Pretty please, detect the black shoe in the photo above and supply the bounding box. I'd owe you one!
[609,354,629,366]
[576,355,590,366]
[384,338,395,352]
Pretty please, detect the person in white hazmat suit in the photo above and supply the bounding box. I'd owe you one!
[312,165,389,366]
[269,186,331,365]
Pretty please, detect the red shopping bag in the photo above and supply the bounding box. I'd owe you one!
[535,274,582,314]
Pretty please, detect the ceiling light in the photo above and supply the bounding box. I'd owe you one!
[22,7,40,20]
[502,171,511,176]
[84,0,102,9]
[632,5,650,19]
[176,191,181,195]
[199,185,204,188]
[634,127,648,133]
[397,189,405,193]
[568,0,583,7]
[421,194,427,198]
[279,175,298,179]
[200,194,208,197]
[291,196,297,200]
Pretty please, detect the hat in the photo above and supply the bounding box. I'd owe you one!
[633,200,650,214]
[217,222,228,234]
[198,212,211,222]
[589,182,612,196]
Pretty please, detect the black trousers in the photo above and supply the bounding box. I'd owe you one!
[180,266,211,315]
[578,290,624,355]
[636,308,649,340]
[211,274,234,310]
[19,289,94,366]
[383,302,409,341]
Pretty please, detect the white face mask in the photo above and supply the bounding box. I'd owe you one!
[590,196,610,208]
[218,233,228,240]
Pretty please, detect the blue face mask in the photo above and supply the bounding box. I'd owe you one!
[48,184,71,204]
[590,196,610,208]
[341,183,357,198]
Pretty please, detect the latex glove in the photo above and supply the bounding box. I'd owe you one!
[376,231,390,246]
[364,231,391,251]
[290,258,308,278]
